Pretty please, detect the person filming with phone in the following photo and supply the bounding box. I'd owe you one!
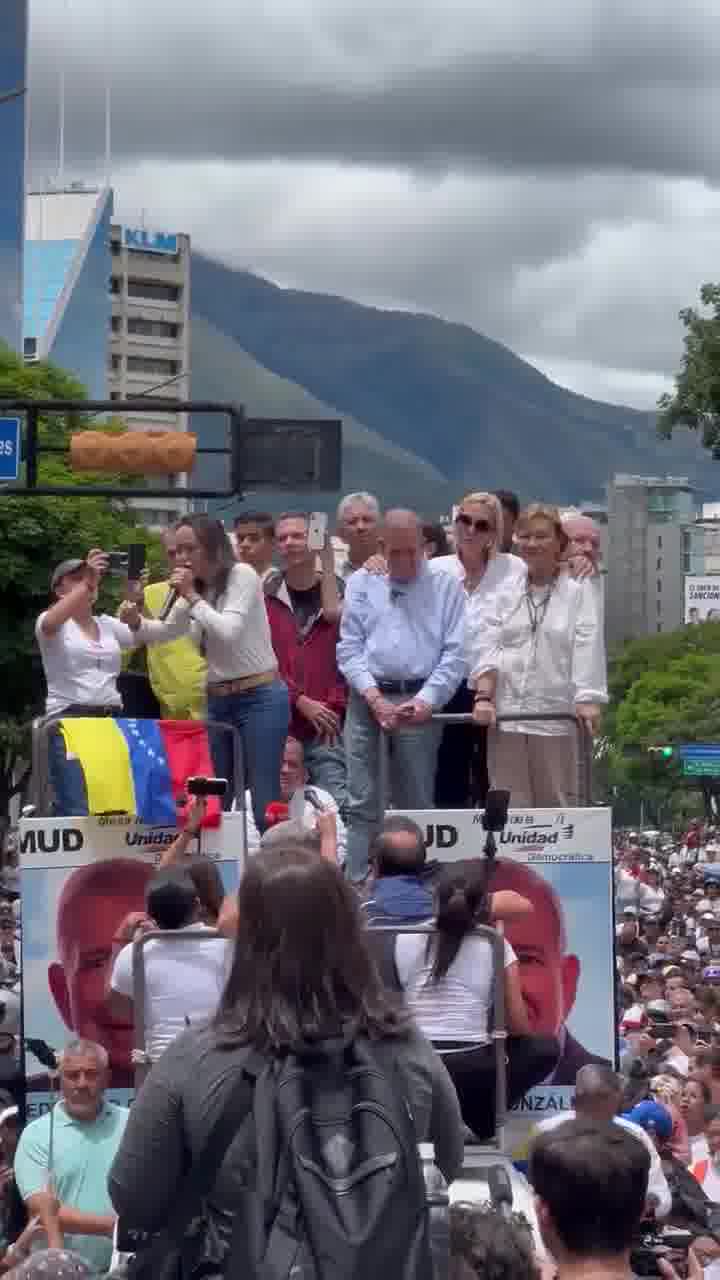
[36,550,141,816]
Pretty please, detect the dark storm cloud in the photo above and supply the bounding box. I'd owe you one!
[27,0,720,182]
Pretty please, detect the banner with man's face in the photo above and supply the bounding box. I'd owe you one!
[392,806,614,1155]
[19,813,245,1119]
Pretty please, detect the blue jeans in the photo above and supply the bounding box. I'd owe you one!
[208,680,290,835]
[344,691,443,882]
[48,727,89,816]
[302,741,347,814]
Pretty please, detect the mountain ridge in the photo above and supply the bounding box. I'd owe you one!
[189,253,709,509]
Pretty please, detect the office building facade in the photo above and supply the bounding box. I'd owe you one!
[606,474,696,648]
[0,0,28,353]
[108,224,191,525]
[24,187,113,397]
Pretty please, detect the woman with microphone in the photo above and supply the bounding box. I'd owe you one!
[120,515,289,832]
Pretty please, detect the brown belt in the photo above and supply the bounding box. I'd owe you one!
[207,670,276,697]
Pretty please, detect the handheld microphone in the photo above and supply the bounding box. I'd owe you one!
[158,588,178,621]
[265,802,289,827]
[488,1164,514,1220]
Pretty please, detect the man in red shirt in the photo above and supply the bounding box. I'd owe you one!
[265,513,347,809]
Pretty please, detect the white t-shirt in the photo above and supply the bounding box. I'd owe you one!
[245,786,347,865]
[36,613,136,715]
[137,563,277,685]
[395,924,516,1042]
[110,923,233,1060]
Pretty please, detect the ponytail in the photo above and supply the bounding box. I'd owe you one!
[427,863,490,981]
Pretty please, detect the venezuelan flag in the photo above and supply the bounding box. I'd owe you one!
[58,717,221,825]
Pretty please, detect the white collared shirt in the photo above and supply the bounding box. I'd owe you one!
[468,572,607,734]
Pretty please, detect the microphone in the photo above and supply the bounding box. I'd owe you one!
[265,802,289,827]
[158,588,178,621]
[488,1164,514,1220]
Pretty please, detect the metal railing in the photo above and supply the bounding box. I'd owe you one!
[131,927,223,1090]
[369,921,508,1152]
[379,711,593,812]
[28,715,245,818]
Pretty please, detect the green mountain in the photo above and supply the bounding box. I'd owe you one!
[189,315,453,517]
[190,253,710,509]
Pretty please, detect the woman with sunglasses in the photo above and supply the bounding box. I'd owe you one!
[468,503,606,808]
[431,492,526,807]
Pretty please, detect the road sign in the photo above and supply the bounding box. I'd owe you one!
[0,417,20,482]
[679,744,720,779]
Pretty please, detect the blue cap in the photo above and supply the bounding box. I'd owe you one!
[622,1100,673,1141]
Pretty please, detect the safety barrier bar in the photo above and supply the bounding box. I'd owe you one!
[369,921,508,1152]
[27,715,245,818]
[378,711,593,814]
[131,927,223,1091]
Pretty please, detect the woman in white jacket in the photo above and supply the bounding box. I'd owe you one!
[469,503,607,808]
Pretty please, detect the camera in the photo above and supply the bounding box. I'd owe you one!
[631,1224,692,1277]
[108,544,146,578]
[483,790,510,834]
[186,776,228,798]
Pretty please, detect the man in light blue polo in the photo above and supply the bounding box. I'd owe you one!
[14,1038,126,1271]
[338,508,466,882]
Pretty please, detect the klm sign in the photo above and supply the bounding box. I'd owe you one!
[123,227,179,255]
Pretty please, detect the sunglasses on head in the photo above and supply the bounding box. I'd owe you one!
[456,513,493,533]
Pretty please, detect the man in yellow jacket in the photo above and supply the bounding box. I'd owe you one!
[132,529,207,719]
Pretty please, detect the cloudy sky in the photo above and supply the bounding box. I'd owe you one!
[26,0,720,408]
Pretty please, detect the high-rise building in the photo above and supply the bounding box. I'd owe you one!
[24,186,113,397]
[108,223,191,526]
[0,0,28,353]
[605,473,696,647]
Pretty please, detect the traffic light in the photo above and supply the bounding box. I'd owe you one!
[648,745,675,758]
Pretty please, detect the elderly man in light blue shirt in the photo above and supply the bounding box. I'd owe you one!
[337,509,466,882]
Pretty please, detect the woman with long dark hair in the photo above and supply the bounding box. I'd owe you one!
[108,847,464,1269]
[394,862,559,1139]
[121,515,289,830]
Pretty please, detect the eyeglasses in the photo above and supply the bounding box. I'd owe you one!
[456,513,493,533]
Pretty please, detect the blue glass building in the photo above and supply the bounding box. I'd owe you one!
[0,0,28,353]
[24,187,113,397]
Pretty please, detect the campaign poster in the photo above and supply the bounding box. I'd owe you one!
[392,806,615,1156]
[19,812,246,1118]
[685,575,720,623]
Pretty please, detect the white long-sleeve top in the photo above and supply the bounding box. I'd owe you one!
[134,563,277,685]
[429,551,527,676]
[468,573,607,735]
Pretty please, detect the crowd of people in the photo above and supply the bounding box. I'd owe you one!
[7,489,692,1278]
[38,489,607,881]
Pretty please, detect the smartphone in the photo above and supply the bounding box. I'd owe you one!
[127,543,146,579]
[186,776,228,798]
[307,511,328,552]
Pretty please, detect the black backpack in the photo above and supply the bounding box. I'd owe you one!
[226,1034,434,1280]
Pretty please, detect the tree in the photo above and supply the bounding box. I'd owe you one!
[603,623,720,825]
[0,345,164,831]
[658,283,720,454]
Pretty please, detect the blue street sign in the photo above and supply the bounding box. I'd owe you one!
[0,417,20,482]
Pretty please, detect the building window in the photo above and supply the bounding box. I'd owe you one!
[110,392,121,402]
[126,248,181,265]
[658,535,663,548]
[110,241,121,255]
[111,315,122,333]
[657,579,662,594]
[657,557,662,570]
[127,318,180,339]
[110,276,122,294]
[110,355,122,371]
[127,280,180,303]
[126,356,179,377]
